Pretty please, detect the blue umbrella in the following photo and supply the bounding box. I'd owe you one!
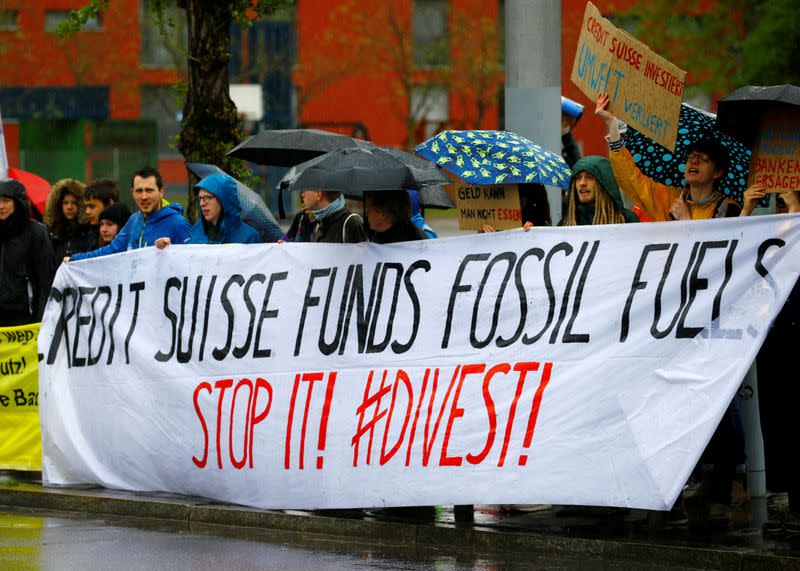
[415,130,571,189]
[623,104,752,204]
[185,162,283,242]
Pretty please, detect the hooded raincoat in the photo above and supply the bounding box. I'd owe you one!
[190,174,261,244]
[0,179,56,325]
[71,200,191,260]
[564,156,639,225]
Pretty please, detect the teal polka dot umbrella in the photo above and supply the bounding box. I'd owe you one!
[623,103,752,205]
[415,130,571,189]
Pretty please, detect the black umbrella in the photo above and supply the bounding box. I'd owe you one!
[185,162,283,242]
[716,85,800,146]
[227,128,373,166]
[276,146,455,208]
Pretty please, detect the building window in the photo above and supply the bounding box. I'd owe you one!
[0,9,19,30]
[140,0,187,68]
[140,85,182,157]
[412,85,449,141]
[45,10,102,32]
[413,0,449,68]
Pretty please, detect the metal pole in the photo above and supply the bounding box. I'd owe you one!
[505,0,562,225]
[738,362,767,498]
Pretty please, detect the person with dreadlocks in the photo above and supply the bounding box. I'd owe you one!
[560,156,639,226]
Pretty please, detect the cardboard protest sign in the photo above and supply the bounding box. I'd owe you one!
[455,183,521,230]
[39,216,800,510]
[0,324,41,470]
[748,108,800,192]
[570,2,687,151]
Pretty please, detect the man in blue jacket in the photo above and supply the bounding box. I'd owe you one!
[68,167,191,261]
[157,173,260,247]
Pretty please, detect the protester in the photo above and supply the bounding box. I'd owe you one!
[560,157,638,226]
[96,202,131,248]
[561,95,584,169]
[365,190,429,244]
[742,185,800,536]
[156,173,260,248]
[84,178,120,247]
[598,92,742,526]
[482,183,552,233]
[596,92,741,221]
[0,179,56,326]
[44,178,94,261]
[283,189,366,243]
[68,167,191,261]
[407,189,437,238]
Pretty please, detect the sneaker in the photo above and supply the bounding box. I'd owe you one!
[668,500,688,525]
[785,512,800,534]
[731,478,751,509]
[707,503,732,527]
[762,511,800,537]
[501,504,552,513]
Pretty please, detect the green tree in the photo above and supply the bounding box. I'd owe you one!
[58,0,293,220]
[613,0,800,97]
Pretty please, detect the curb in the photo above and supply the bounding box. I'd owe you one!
[2,485,799,570]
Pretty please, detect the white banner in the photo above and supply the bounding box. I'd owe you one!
[39,216,800,510]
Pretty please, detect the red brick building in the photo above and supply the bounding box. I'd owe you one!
[2,0,717,188]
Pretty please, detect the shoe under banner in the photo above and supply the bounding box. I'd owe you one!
[0,323,41,470]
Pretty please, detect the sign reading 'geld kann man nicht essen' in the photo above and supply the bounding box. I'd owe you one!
[38,216,800,511]
[570,1,687,152]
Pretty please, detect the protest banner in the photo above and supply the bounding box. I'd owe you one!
[570,2,687,151]
[39,216,800,510]
[748,107,800,192]
[455,183,521,230]
[0,323,41,470]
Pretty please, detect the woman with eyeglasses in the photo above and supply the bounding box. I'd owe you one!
[156,173,261,248]
[596,92,741,221]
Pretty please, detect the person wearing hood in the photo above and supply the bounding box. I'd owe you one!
[560,156,639,226]
[407,189,437,238]
[44,178,95,261]
[156,173,260,247]
[0,179,56,326]
[68,167,191,261]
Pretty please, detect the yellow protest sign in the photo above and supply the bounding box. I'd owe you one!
[455,183,522,231]
[570,2,687,151]
[748,108,800,192]
[0,323,41,470]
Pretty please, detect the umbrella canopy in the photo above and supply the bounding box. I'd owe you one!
[227,129,373,167]
[7,167,50,216]
[716,84,800,146]
[185,162,283,242]
[277,146,431,198]
[622,103,752,204]
[372,147,453,208]
[415,130,571,189]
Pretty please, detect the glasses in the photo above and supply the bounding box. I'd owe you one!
[198,195,217,204]
[686,152,711,164]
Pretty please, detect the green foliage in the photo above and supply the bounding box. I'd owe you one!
[740,0,800,85]
[58,0,294,219]
[616,0,800,95]
[54,0,110,37]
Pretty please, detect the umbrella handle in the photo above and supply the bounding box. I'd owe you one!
[278,187,286,219]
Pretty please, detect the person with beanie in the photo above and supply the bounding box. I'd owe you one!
[97,202,131,248]
[0,179,56,326]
